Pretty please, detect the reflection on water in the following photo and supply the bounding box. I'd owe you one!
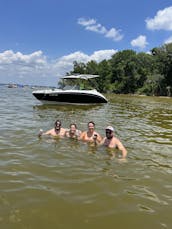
[33,103,103,111]
[0,87,172,229]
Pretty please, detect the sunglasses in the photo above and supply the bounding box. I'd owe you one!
[55,123,61,127]
[106,130,112,134]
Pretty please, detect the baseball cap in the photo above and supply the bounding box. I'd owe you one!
[105,126,114,132]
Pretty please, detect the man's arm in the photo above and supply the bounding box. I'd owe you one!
[95,132,102,143]
[78,131,86,140]
[115,138,127,158]
[38,129,52,137]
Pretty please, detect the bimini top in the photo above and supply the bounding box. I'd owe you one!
[61,74,99,80]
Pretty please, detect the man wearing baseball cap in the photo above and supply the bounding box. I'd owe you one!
[101,126,127,158]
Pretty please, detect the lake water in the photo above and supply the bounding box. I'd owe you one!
[0,86,172,229]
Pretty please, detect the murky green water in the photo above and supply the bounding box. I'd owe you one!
[0,86,172,229]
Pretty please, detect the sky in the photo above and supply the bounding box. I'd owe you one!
[0,0,172,86]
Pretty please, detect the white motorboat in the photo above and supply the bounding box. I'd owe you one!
[32,74,108,104]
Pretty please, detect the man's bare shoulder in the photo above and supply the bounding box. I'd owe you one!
[60,127,67,132]
[113,137,123,144]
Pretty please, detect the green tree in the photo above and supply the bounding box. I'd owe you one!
[135,52,154,89]
[151,43,172,95]
[97,60,112,92]
[71,61,86,74]
[65,43,172,97]
[109,50,138,93]
[138,73,164,96]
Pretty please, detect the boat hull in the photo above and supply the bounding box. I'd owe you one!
[32,90,108,104]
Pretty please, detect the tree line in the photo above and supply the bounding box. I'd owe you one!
[64,42,172,96]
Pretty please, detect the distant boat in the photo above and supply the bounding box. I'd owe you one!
[8,84,17,88]
[32,74,108,105]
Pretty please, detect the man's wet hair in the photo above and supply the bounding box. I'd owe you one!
[88,121,95,127]
[70,123,77,128]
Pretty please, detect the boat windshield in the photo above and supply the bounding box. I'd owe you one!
[63,84,80,90]
[58,76,97,90]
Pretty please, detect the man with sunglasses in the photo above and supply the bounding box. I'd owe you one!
[101,126,127,158]
[38,120,66,137]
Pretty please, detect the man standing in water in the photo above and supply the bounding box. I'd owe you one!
[38,120,66,137]
[101,126,127,159]
[79,121,102,143]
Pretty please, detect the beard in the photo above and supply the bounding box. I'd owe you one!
[55,127,60,132]
[106,135,113,139]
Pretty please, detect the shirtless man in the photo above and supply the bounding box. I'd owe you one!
[38,120,66,137]
[101,126,127,158]
[79,121,102,143]
[65,123,82,139]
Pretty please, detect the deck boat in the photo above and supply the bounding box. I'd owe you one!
[32,74,108,104]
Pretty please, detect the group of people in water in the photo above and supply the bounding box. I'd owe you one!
[38,120,127,159]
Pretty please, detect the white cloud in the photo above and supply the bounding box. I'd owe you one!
[77,18,96,26]
[146,6,172,31]
[131,35,148,49]
[89,50,117,62]
[0,49,117,86]
[0,50,46,65]
[105,28,123,41]
[77,18,123,41]
[164,36,172,44]
[54,50,117,74]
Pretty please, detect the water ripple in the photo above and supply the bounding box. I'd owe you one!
[0,88,172,228]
